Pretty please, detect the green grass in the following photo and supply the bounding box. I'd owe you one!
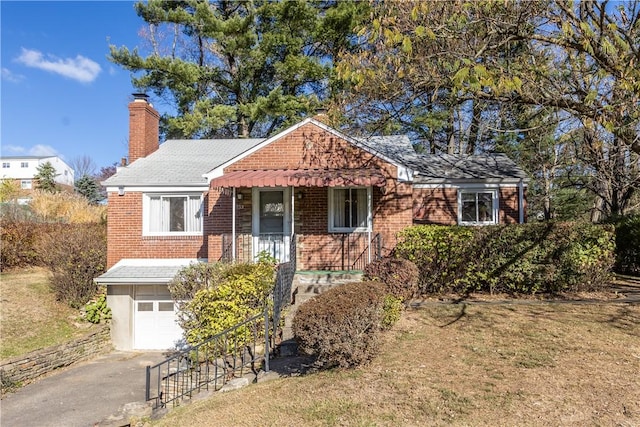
[0,268,93,359]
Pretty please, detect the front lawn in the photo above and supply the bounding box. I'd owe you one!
[153,302,640,426]
[0,267,95,360]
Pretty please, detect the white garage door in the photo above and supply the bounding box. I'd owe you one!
[134,285,183,350]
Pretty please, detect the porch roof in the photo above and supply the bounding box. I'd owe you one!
[210,168,386,188]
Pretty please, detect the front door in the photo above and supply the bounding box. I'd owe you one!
[253,188,290,262]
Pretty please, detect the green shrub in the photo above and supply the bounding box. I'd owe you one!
[396,222,615,295]
[610,214,640,275]
[174,261,276,347]
[38,223,107,308]
[394,225,475,294]
[292,281,396,369]
[363,257,419,301]
[381,294,403,329]
[84,289,112,324]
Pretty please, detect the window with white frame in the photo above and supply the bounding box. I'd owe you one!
[21,162,28,168]
[21,180,32,189]
[144,194,203,235]
[458,189,498,225]
[2,162,10,168]
[328,187,371,232]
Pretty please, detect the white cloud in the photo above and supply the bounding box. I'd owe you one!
[1,68,25,83]
[29,145,59,157]
[1,145,26,154]
[0,144,59,157]
[15,48,101,83]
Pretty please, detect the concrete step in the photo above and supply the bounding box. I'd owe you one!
[293,271,362,286]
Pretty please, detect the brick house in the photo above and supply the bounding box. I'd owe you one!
[96,94,527,350]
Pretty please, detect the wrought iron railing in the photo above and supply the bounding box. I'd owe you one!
[145,311,269,409]
[221,232,381,271]
[350,233,382,270]
[221,233,290,263]
[147,235,297,409]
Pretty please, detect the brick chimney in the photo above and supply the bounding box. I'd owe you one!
[128,93,159,164]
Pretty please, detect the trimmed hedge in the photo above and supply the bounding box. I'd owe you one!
[363,257,419,301]
[293,281,400,369]
[395,222,616,295]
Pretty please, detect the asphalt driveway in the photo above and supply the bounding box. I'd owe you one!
[1,351,167,427]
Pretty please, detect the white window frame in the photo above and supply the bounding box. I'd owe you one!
[143,193,203,236]
[328,186,372,233]
[20,162,28,168]
[458,188,499,226]
[21,179,32,189]
[2,162,10,168]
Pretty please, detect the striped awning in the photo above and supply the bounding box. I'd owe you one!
[209,169,386,188]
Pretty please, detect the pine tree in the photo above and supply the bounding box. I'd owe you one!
[34,161,58,193]
[75,174,103,205]
[110,0,366,139]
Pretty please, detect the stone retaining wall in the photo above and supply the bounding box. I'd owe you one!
[0,324,112,390]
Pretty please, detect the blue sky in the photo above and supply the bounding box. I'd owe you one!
[1,0,152,173]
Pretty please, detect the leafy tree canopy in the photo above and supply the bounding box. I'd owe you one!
[337,0,640,219]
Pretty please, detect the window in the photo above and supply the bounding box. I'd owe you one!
[328,187,371,232]
[21,162,28,168]
[145,194,202,235]
[459,190,498,225]
[21,180,32,189]
[2,162,9,168]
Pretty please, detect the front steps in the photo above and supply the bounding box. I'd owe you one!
[279,271,362,356]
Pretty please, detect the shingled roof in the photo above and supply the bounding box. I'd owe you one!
[103,138,264,187]
[104,122,526,187]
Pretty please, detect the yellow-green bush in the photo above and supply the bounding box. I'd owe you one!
[172,261,276,347]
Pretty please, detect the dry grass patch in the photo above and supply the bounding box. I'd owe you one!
[154,302,640,427]
[0,267,94,359]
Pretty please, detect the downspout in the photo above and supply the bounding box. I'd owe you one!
[232,187,237,261]
[518,179,525,224]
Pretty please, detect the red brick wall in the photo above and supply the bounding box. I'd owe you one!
[128,100,159,164]
[412,188,458,225]
[225,122,395,175]
[412,186,525,225]
[499,187,525,224]
[106,192,207,268]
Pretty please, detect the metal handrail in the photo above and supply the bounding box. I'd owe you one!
[145,310,268,409]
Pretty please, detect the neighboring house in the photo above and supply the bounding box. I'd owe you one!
[96,94,528,350]
[0,155,75,199]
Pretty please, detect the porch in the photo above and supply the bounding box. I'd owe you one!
[220,232,382,272]
[210,168,389,272]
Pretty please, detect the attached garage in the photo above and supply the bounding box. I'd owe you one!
[134,285,182,350]
[95,259,203,351]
